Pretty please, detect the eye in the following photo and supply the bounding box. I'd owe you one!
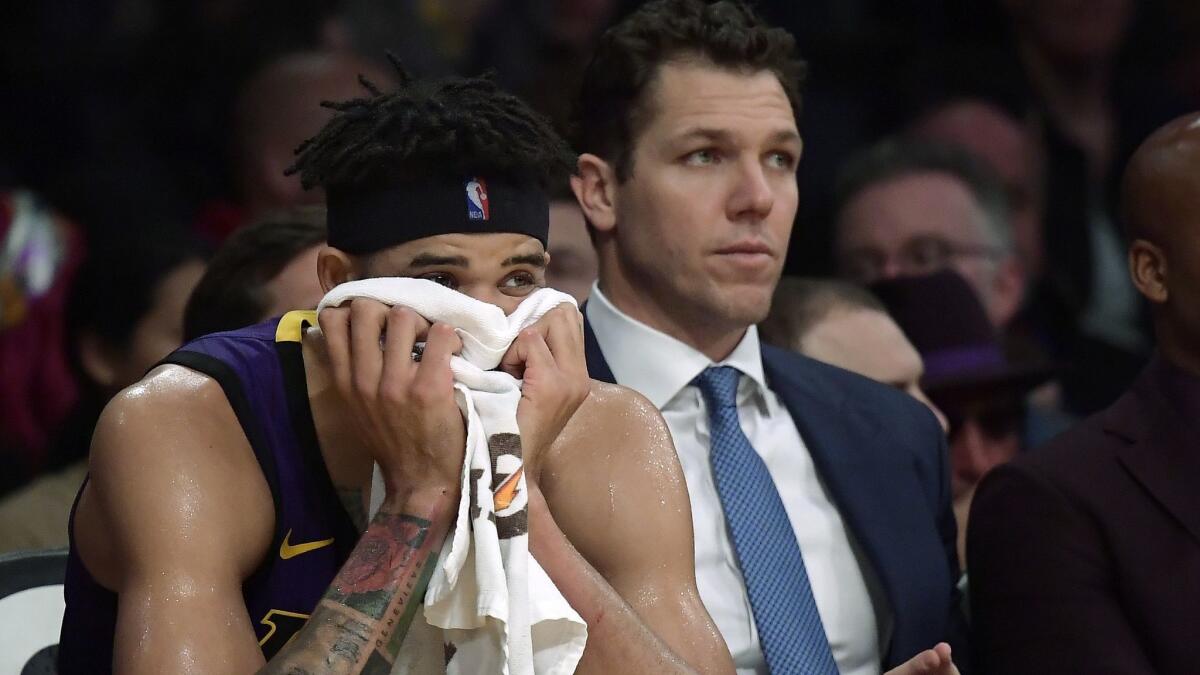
[766,151,797,170]
[501,272,537,290]
[420,272,458,290]
[840,250,886,283]
[906,237,953,271]
[683,149,718,166]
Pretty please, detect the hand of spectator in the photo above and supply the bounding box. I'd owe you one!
[318,298,466,500]
[499,303,591,484]
[884,643,960,675]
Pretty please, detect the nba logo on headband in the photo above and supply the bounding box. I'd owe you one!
[465,177,490,221]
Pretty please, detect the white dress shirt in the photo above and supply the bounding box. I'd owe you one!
[587,285,883,675]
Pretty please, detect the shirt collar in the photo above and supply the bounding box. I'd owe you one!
[585,282,770,409]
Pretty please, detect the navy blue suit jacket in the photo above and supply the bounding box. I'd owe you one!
[583,317,969,670]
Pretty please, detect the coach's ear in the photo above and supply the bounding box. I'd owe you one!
[317,246,356,292]
[572,153,618,236]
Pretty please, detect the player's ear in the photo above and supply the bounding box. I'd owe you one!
[317,246,356,292]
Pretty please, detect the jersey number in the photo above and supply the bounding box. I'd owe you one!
[258,609,310,659]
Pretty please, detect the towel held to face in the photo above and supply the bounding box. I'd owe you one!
[317,278,587,675]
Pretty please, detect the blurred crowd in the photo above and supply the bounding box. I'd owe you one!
[1,0,1197,561]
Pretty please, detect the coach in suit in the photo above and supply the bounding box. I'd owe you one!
[568,2,967,673]
[968,112,1200,674]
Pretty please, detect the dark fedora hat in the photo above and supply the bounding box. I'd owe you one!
[869,270,1056,398]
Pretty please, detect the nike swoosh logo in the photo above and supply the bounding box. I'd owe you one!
[279,529,335,560]
[494,467,524,511]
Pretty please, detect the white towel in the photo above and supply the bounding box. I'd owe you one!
[316,278,588,675]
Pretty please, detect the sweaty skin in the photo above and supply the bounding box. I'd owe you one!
[75,229,958,675]
[73,232,734,674]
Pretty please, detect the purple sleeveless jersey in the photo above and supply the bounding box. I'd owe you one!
[58,314,358,672]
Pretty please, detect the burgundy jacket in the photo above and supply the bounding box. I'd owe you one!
[968,357,1200,674]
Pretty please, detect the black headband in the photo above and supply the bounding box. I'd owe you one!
[326,176,550,254]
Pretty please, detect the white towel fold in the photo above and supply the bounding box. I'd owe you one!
[316,278,588,675]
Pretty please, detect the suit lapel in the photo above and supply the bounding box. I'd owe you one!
[582,308,617,385]
[585,311,949,664]
[1112,369,1200,546]
[761,346,951,665]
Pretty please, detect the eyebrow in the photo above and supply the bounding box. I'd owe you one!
[502,253,547,268]
[769,129,803,146]
[408,253,470,268]
[676,127,733,144]
[406,252,546,269]
[675,127,802,147]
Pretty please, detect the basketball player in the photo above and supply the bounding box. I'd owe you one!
[60,66,957,675]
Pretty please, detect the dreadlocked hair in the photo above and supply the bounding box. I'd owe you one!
[287,56,577,193]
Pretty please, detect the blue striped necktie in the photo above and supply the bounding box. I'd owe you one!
[695,366,839,675]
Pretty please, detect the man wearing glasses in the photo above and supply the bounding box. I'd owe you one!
[869,271,1056,569]
[833,140,1026,330]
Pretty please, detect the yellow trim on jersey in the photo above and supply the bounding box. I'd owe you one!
[258,608,311,647]
[275,310,317,343]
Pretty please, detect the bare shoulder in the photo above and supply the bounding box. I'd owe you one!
[87,365,265,490]
[93,365,232,448]
[583,379,656,413]
[542,380,683,508]
[541,381,696,585]
[582,380,669,436]
[78,364,274,589]
[546,380,673,466]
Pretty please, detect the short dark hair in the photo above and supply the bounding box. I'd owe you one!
[833,139,1012,252]
[760,277,886,350]
[183,208,328,341]
[572,0,806,181]
[67,228,210,379]
[287,57,577,195]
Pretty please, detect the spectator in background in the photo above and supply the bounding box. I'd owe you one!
[760,277,947,432]
[339,0,497,78]
[1,0,348,243]
[198,50,397,240]
[907,98,1073,426]
[468,0,623,132]
[969,110,1200,675]
[0,229,207,552]
[909,99,1046,281]
[1167,0,1200,96]
[871,271,1054,570]
[984,0,1192,413]
[545,185,597,304]
[184,208,327,341]
[834,140,1026,330]
[833,141,1074,451]
[0,190,84,496]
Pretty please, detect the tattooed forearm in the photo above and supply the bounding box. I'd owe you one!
[326,610,372,666]
[260,498,451,675]
[328,513,430,619]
